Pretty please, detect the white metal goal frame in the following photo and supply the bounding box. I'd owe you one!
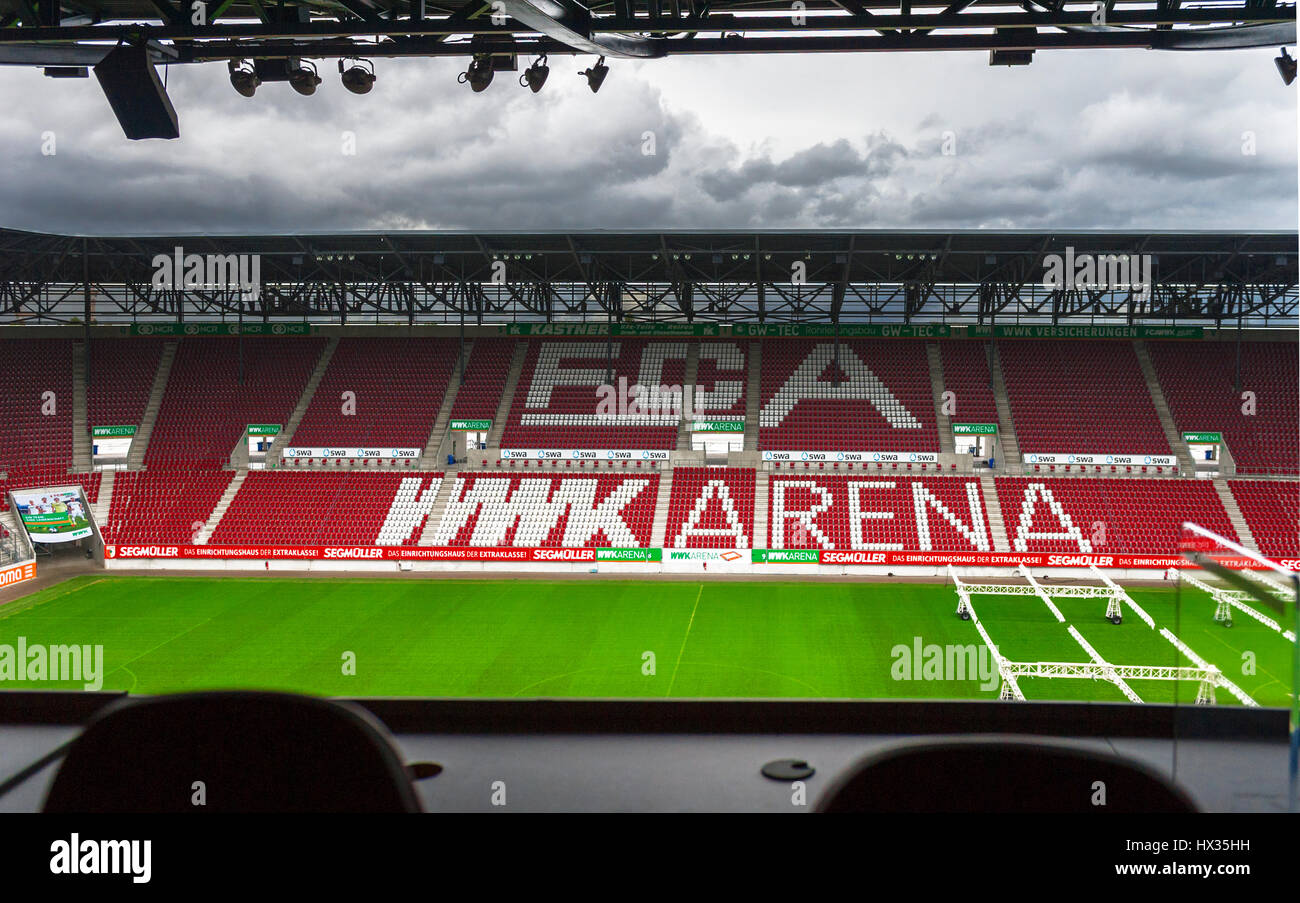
[948,564,1257,707]
[1178,570,1298,642]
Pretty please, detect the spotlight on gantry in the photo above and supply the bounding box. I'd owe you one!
[228,59,260,98]
[1276,48,1296,86]
[288,59,322,96]
[339,58,376,94]
[459,54,494,92]
[520,55,549,93]
[579,55,608,93]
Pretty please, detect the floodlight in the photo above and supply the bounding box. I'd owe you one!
[289,60,322,96]
[459,54,494,92]
[228,60,260,98]
[580,55,608,93]
[1276,48,1296,86]
[520,55,549,93]
[339,59,376,95]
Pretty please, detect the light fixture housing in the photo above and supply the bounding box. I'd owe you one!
[228,59,260,98]
[1276,48,1296,86]
[339,58,376,95]
[520,55,549,93]
[580,55,608,93]
[288,60,322,96]
[459,54,494,92]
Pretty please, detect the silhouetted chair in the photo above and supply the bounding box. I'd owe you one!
[44,692,420,813]
[817,740,1197,813]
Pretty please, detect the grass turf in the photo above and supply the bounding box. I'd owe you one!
[0,575,1292,705]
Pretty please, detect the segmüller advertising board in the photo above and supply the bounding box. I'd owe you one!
[98,544,1293,571]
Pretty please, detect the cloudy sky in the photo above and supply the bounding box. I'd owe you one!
[0,40,1294,234]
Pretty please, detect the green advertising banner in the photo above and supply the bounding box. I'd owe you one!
[247,424,282,436]
[752,549,820,563]
[450,419,493,431]
[1183,431,1223,443]
[693,421,745,433]
[502,323,719,337]
[92,425,137,437]
[130,322,314,337]
[596,548,662,562]
[953,423,998,434]
[969,325,1204,340]
[733,324,950,338]
[11,487,94,543]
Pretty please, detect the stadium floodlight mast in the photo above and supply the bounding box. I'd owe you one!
[1277,47,1297,85]
[459,53,494,92]
[339,58,376,94]
[580,55,608,93]
[288,59,322,96]
[520,55,549,92]
[227,60,260,98]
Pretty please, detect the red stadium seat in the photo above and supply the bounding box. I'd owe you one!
[664,468,756,549]
[999,341,1170,458]
[1229,480,1300,559]
[146,337,326,468]
[210,471,444,546]
[994,476,1237,554]
[757,339,939,453]
[427,472,658,547]
[1149,341,1298,475]
[768,475,993,551]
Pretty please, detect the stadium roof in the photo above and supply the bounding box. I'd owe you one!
[2,0,1293,66]
[5,0,1292,139]
[1,227,1295,327]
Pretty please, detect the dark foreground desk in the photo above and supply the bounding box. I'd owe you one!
[0,693,1290,813]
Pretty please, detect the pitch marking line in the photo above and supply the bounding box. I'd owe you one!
[665,583,703,697]
[100,616,215,690]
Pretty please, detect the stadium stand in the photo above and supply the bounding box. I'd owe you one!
[1228,480,1300,559]
[768,475,992,551]
[0,338,74,471]
[665,467,755,548]
[938,340,1000,432]
[757,340,939,452]
[693,340,750,420]
[0,469,100,512]
[499,339,685,450]
[449,337,515,422]
[87,338,165,430]
[104,468,233,544]
[997,341,1170,456]
[211,471,443,546]
[994,477,1236,554]
[0,329,1294,569]
[288,338,458,450]
[428,472,659,547]
[145,337,327,467]
[1148,341,1299,475]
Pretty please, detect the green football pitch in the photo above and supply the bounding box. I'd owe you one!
[0,575,1292,706]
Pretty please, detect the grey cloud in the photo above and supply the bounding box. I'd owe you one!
[0,48,1293,233]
